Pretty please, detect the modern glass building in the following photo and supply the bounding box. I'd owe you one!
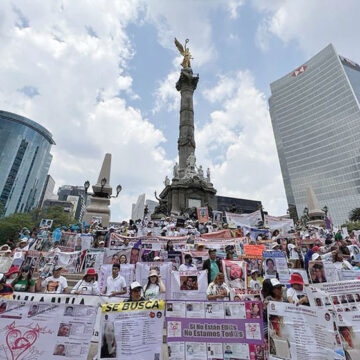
[269,44,360,226]
[0,110,55,217]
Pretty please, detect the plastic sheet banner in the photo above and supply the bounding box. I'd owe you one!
[268,301,334,360]
[99,300,165,360]
[264,215,294,235]
[0,300,96,359]
[170,270,208,300]
[166,300,265,360]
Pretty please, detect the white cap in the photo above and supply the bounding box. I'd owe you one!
[130,281,142,290]
[271,242,280,249]
[270,278,282,287]
[312,253,320,261]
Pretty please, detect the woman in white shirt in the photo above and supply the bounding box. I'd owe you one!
[143,269,166,300]
[206,273,230,300]
[71,268,100,295]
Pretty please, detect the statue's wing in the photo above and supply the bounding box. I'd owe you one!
[174,37,185,55]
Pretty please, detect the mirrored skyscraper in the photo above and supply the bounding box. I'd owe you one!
[0,110,55,216]
[269,44,360,225]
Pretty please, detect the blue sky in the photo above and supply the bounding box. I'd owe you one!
[1,0,360,220]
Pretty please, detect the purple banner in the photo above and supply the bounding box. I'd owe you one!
[166,301,264,345]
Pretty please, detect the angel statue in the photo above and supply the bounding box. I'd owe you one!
[174,38,193,68]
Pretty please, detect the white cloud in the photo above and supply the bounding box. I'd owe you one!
[227,0,245,19]
[197,70,287,215]
[253,0,360,60]
[0,0,171,220]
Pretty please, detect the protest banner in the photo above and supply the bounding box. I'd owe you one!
[340,269,360,281]
[264,215,294,235]
[221,259,247,291]
[308,260,340,284]
[80,233,93,250]
[268,301,334,359]
[225,210,262,228]
[98,264,135,295]
[0,256,13,273]
[200,229,233,239]
[335,307,360,359]
[212,210,223,224]
[83,249,105,271]
[103,249,132,265]
[306,280,360,310]
[244,245,265,259]
[170,270,208,300]
[59,232,81,251]
[45,251,83,273]
[197,207,209,224]
[40,218,53,228]
[0,300,96,359]
[263,251,290,283]
[99,300,165,360]
[166,300,264,360]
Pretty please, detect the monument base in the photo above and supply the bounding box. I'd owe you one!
[83,196,111,227]
[157,176,216,216]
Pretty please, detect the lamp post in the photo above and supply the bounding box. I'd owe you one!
[110,185,122,198]
[322,205,328,216]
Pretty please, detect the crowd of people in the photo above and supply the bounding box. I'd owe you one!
[1,213,360,357]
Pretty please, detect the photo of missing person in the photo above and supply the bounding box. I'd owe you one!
[309,261,327,283]
[64,306,74,316]
[57,323,71,337]
[180,276,198,291]
[339,326,360,359]
[100,321,117,358]
[224,261,245,289]
[269,315,291,359]
[265,258,278,277]
[53,344,66,356]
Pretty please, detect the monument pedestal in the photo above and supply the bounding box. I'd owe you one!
[159,177,216,216]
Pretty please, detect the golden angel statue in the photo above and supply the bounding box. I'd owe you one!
[174,38,193,68]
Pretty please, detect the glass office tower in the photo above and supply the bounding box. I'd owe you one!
[0,110,55,216]
[269,44,360,225]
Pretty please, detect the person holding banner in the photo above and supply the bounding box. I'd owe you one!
[103,263,127,297]
[42,266,69,293]
[126,281,145,302]
[11,265,35,292]
[179,254,197,271]
[203,249,221,283]
[286,273,308,305]
[206,272,230,300]
[143,269,166,300]
[71,268,100,295]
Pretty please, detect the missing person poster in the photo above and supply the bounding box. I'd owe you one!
[263,251,290,283]
[100,300,165,360]
[0,300,96,359]
[221,259,247,291]
[166,300,264,360]
[268,302,334,360]
[170,271,208,300]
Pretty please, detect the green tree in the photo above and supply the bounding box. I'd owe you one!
[37,206,76,229]
[349,208,360,222]
[0,213,35,246]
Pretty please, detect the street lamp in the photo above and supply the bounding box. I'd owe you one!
[322,205,328,216]
[110,184,122,198]
[84,180,90,193]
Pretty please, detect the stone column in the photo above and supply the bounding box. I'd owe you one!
[176,68,199,178]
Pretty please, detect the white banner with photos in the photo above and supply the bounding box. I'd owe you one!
[0,300,96,359]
